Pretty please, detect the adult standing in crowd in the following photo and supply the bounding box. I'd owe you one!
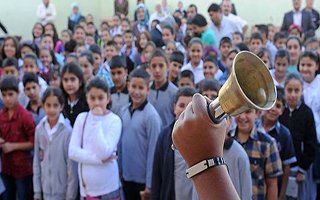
[303,0,320,30]
[221,0,248,34]
[114,0,129,17]
[36,0,56,25]
[68,2,85,32]
[281,0,315,39]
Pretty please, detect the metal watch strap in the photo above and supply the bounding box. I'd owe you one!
[186,157,227,178]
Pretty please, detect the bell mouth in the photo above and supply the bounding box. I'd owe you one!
[233,51,277,110]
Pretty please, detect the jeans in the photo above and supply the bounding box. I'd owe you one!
[2,174,32,200]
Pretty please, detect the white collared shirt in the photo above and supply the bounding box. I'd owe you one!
[44,113,65,141]
[293,10,302,27]
[210,16,240,42]
[36,3,56,25]
[181,60,204,84]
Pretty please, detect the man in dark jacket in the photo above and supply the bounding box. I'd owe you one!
[281,0,315,39]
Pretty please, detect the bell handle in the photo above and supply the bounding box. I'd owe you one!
[207,98,228,124]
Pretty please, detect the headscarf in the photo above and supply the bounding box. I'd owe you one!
[136,3,149,26]
[70,2,81,22]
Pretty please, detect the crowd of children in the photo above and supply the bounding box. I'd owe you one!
[0,0,319,199]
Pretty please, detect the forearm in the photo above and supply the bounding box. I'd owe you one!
[11,142,33,151]
[266,177,278,200]
[192,165,240,200]
[279,165,290,198]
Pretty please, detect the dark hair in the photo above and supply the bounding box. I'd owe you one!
[198,79,221,94]
[23,72,39,87]
[219,37,232,47]
[42,87,65,106]
[276,86,286,106]
[86,77,110,94]
[136,31,151,53]
[170,51,185,65]
[79,50,94,65]
[284,73,303,87]
[124,29,133,35]
[250,32,263,43]
[227,48,240,57]
[174,87,197,103]
[286,35,302,49]
[24,52,38,63]
[257,47,272,64]
[110,55,127,69]
[208,3,221,12]
[64,39,77,53]
[162,25,176,36]
[305,37,319,47]
[1,36,19,59]
[179,70,194,83]
[32,22,44,39]
[150,48,169,65]
[297,50,320,73]
[61,62,85,98]
[204,55,218,66]
[173,16,182,27]
[233,31,244,41]
[188,4,198,12]
[273,31,287,43]
[275,49,290,63]
[255,24,269,39]
[129,68,150,83]
[188,37,203,48]
[73,25,86,33]
[39,47,58,66]
[236,43,249,51]
[2,57,19,70]
[20,42,36,55]
[44,22,59,46]
[190,14,208,27]
[105,40,118,50]
[48,66,60,82]
[89,44,102,55]
[87,21,95,27]
[0,75,19,92]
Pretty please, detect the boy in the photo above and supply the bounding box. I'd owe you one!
[1,57,19,80]
[273,32,287,50]
[232,31,244,46]
[23,72,46,124]
[88,44,103,74]
[168,51,184,86]
[178,70,195,89]
[257,87,296,200]
[198,79,221,100]
[121,30,140,66]
[249,32,264,53]
[152,87,197,200]
[148,49,178,127]
[0,75,36,200]
[218,37,232,72]
[109,55,129,116]
[230,108,283,200]
[96,41,116,89]
[119,68,162,200]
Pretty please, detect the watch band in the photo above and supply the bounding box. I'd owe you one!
[186,157,227,178]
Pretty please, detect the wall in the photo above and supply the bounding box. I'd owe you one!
[0,0,319,39]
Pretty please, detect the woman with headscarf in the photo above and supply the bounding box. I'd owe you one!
[68,2,85,32]
[132,4,149,37]
[134,0,149,23]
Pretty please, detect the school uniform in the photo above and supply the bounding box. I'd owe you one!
[110,86,130,116]
[148,81,178,127]
[119,100,161,200]
[181,61,205,84]
[26,102,46,125]
[152,122,195,200]
[63,95,89,127]
[279,102,317,200]
[33,114,78,200]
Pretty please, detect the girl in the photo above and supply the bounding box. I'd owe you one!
[44,22,61,54]
[121,18,131,33]
[271,49,290,88]
[32,22,44,48]
[78,51,95,82]
[141,41,156,64]
[48,66,61,88]
[33,87,78,200]
[98,29,111,49]
[59,29,72,54]
[161,25,186,55]
[69,77,121,200]
[286,36,302,74]
[38,48,59,83]
[61,62,89,127]
[181,38,204,84]
[256,47,272,69]
[219,48,239,85]
[1,36,19,59]
[279,73,317,200]
[136,31,151,55]
[203,55,222,80]
[164,41,177,55]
